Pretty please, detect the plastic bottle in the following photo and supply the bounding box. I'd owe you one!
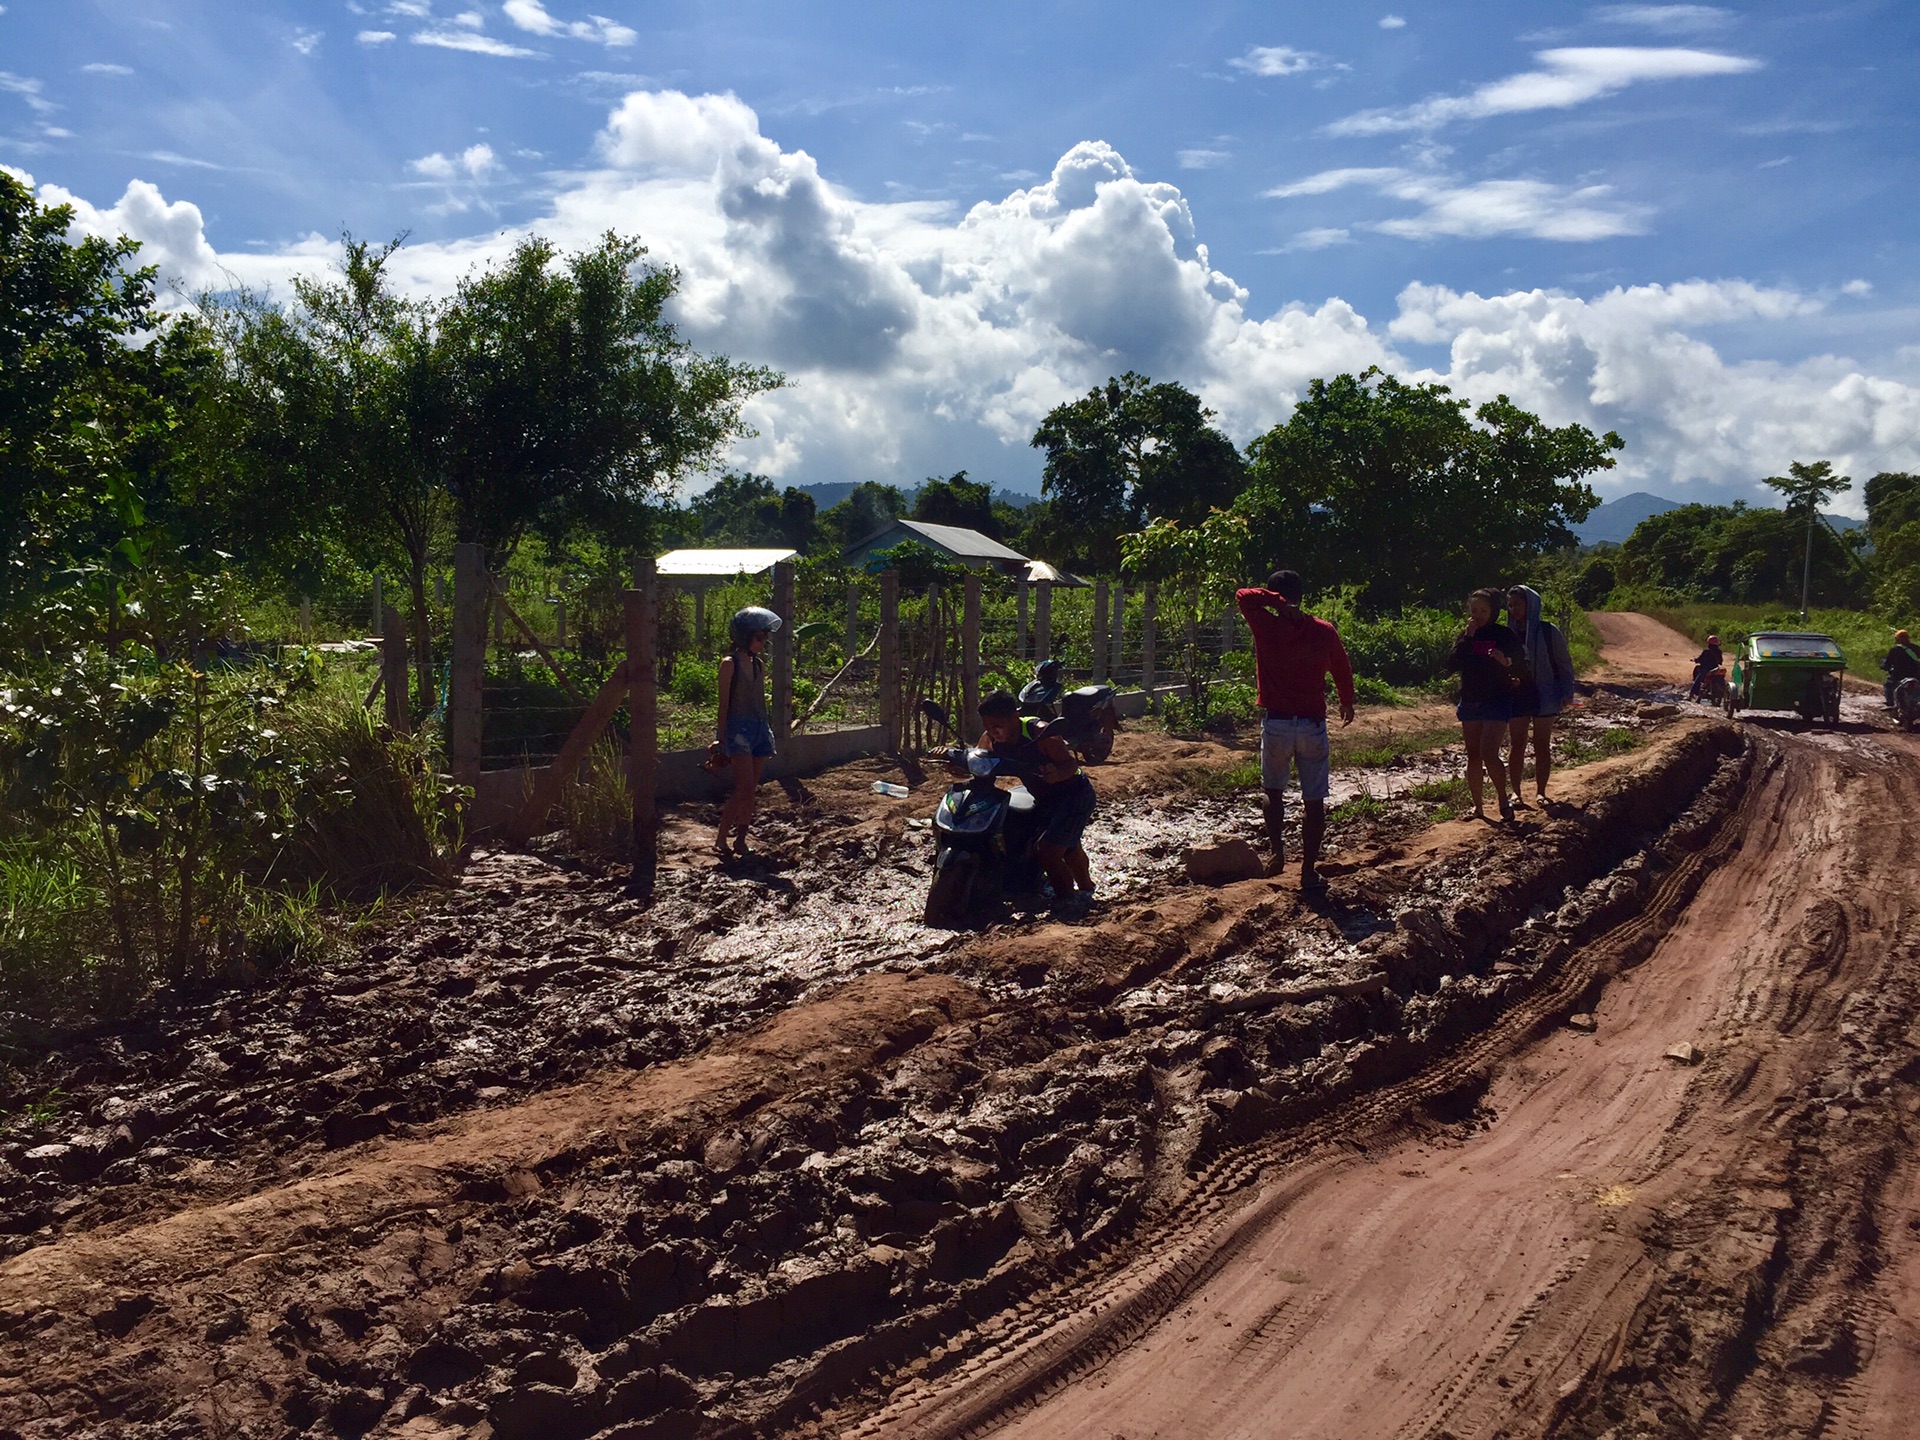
[871,781,911,798]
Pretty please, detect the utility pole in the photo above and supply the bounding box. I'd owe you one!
[1799,501,1815,621]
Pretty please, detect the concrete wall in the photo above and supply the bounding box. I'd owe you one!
[473,724,890,837]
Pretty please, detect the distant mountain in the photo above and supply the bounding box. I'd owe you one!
[1575,492,1681,545]
[1576,491,1864,546]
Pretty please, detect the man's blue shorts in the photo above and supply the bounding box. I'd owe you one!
[1260,714,1331,799]
[724,716,775,759]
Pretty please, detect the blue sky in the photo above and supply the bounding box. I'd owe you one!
[5,1,1918,510]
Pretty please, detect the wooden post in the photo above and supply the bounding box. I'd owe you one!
[434,573,446,606]
[493,590,507,648]
[962,572,981,728]
[771,559,795,744]
[1092,581,1110,683]
[627,559,658,897]
[298,597,312,642]
[1221,604,1235,662]
[878,569,901,747]
[450,543,487,793]
[553,598,567,651]
[1035,580,1053,661]
[1016,580,1029,659]
[693,587,706,655]
[372,574,383,634]
[1112,582,1126,681]
[845,582,859,657]
[1142,584,1158,708]
[382,604,410,730]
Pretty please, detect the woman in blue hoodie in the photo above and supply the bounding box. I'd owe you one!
[1505,586,1577,806]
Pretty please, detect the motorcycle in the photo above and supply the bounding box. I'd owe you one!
[1018,659,1118,764]
[1691,665,1728,706]
[918,701,1042,927]
[1894,676,1920,733]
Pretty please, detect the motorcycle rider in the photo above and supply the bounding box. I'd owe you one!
[977,690,1098,912]
[1883,629,1920,707]
[1688,634,1724,702]
[1236,569,1356,892]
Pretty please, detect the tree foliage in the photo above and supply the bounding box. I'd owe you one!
[1029,372,1244,572]
[820,481,908,551]
[688,471,818,550]
[1615,501,1867,607]
[911,471,999,536]
[1236,368,1614,611]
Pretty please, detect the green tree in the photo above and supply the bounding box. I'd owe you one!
[434,232,780,562]
[689,471,818,550]
[822,481,908,550]
[911,470,998,536]
[0,170,222,655]
[1029,372,1244,572]
[1616,501,1865,606]
[208,237,449,704]
[1237,368,1614,610]
[1761,460,1852,617]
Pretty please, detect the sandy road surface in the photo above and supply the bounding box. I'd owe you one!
[1588,611,1699,686]
[856,617,1920,1440]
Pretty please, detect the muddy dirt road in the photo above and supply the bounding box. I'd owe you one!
[837,627,1920,1438]
[3,617,1913,1440]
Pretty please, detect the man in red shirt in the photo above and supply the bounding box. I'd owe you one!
[1236,569,1356,892]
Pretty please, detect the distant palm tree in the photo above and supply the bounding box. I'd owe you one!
[1763,460,1852,618]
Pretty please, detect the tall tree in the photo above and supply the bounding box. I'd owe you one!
[434,233,780,563]
[911,471,998,536]
[1029,372,1244,572]
[689,471,818,550]
[822,481,908,550]
[1238,368,1614,610]
[0,170,217,654]
[1761,460,1851,617]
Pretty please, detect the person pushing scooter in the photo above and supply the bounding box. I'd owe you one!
[977,690,1098,913]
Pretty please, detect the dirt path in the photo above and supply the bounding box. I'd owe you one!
[833,621,1920,1440]
[1588,611,1700,687]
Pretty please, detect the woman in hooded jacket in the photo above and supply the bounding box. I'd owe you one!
[1505,585,1577,806]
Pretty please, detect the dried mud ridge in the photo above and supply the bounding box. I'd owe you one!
[0,717,1764,1439]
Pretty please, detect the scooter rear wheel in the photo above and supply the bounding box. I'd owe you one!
[924,851,977,928]
[1080,720,1116,764]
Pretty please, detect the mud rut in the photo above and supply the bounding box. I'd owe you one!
[2,637,1916,1440]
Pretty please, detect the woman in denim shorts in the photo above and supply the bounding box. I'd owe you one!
[1444,588,1521,821]
[714,607,781,858]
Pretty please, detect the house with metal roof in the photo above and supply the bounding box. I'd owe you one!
[842,519,1030,575]
[654,547,798,578]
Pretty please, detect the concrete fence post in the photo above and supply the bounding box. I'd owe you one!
[693,587,705,655]
[878,569,901,747]
[1092,581,1110,683]
[627,558,659,897]
[381,604,410,730]
[372,574,383,634]
[298,597,312,642]
[553,598,567,651]
[962,572,981,728]
[1035,580,1053,661]
[450,542,487,794]
[1220,604,1235,665]
[1142,584,1158,708]
[845,582,859,658]
[1111,582,1126,681]
[772,559,795,744]
[1016,580,1029,660]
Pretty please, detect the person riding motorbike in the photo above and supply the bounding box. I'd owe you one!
[1688,634,1724,701]
[977,690,1097,912]
[1883,629,1920,707]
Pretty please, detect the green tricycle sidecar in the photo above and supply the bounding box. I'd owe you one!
[1725,631,1846,726]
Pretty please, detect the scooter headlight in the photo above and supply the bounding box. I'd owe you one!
[966,748,997,777]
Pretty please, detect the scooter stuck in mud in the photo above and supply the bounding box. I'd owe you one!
[918,700,1047,927]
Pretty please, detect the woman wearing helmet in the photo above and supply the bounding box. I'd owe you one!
[1689,633,1724,702]
[715,606,782,858]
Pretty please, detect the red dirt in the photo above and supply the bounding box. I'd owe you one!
[835,620,1920,1440]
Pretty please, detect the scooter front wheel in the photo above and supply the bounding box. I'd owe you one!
[924,851,977,928]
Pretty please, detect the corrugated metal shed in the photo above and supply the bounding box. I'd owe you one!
[1023,560,1088,587]
[842,520,1030,568]
[655,548,798,577]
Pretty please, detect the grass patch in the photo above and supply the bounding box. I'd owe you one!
[1329,790,1390,824]
[1405,776,1472,820]
[1559,726,1644,766]
[1333,723,1459,768]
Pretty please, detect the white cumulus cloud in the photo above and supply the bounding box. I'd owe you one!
[502,0,636,46]
[1379,15,1407,29]
[1329,46,1761,134]
[358,30,397,45]
[23,90,1919,506]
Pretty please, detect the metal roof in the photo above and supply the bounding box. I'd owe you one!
[863,519,1029,563]
[1023,560,1088,587]
[654,547,798,577]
